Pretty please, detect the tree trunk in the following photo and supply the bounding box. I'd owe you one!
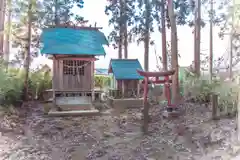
[161,0,167,70]
[0,0,5,55]
[144,0,150,71]
[54,0,60,25]
[167,0,180,103]
[209,0,213,81]
[64,0,68,22]
[123,0,128,59]
[4,0,11,68]
[23,0,32,101]
[229,34,233,79]
[229,0,234,79]
[141,0,151,134]
[118,0,123,59]
[194,0,201,76]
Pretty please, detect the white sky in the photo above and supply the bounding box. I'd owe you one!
[29,0,231,71]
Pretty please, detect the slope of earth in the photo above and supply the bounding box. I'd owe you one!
[0,102,240,160]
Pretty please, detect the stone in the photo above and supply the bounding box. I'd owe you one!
[162,107,180,118]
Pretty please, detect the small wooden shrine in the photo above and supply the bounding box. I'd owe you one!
[108,59,143,98]
[40,24,108,114]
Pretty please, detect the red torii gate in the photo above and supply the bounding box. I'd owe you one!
[137,69,176,133]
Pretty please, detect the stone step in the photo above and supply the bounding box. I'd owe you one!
[48,109,100,117]
[58,104,94,111]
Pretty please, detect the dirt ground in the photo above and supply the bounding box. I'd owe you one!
[0,102,240,160]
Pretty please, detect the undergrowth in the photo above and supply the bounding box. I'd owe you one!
[0,62,52,108]
[183,70,239,114]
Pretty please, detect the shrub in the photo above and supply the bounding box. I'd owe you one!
[183,71,239,112]
[29,70,52,99]
[94,75,111,89]
[0,62,52,107]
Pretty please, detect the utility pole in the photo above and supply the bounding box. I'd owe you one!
[209,0,213,81]
[161,0,167,71]
[194,0,201,76]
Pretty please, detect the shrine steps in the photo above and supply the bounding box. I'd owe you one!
[107,97,144,109]
[48,109,100,117]
[58,104,94,111]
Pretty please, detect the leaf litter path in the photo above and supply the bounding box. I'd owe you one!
[0,102,240,160]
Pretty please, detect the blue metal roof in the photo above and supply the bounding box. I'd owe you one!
[109,59,144,80]
[95,68,108,75]
[40,27,108,56]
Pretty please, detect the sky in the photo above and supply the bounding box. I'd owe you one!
[29,0,231,71]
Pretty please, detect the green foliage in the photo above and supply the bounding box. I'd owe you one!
[29,70,52,98]
[0,68,24,106]
[105,0,197,47]
[94,75,111,89]
[11,0,84,64]
[183,71,239,112]
[184,74,220,102]
[0,60,51,107]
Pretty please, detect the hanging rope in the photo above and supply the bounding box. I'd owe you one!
[63,61,91,69]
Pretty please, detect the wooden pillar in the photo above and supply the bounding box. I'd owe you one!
[52,57,57,109]
[91,61,95,102]
[237,90,240,141]
[137,80,140,98]
[212,94,218,120]
[142,77,150,134]
[122,80,125,98]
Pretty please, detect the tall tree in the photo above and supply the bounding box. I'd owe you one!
[38,0,83,26]
[209,0,213,81]
[161,0,167,70]
[105,0,134,59]
[167,0,179,102]
[0,0,5,55]
[11,0,42,65]
[11,0,82,64]
[10,0,80,99]
[23,0,33,100]
[119,0,123,59]
[123,0,128,59]
[194,0,201,76]
[144,0,151,71]
[4,0,12,67]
